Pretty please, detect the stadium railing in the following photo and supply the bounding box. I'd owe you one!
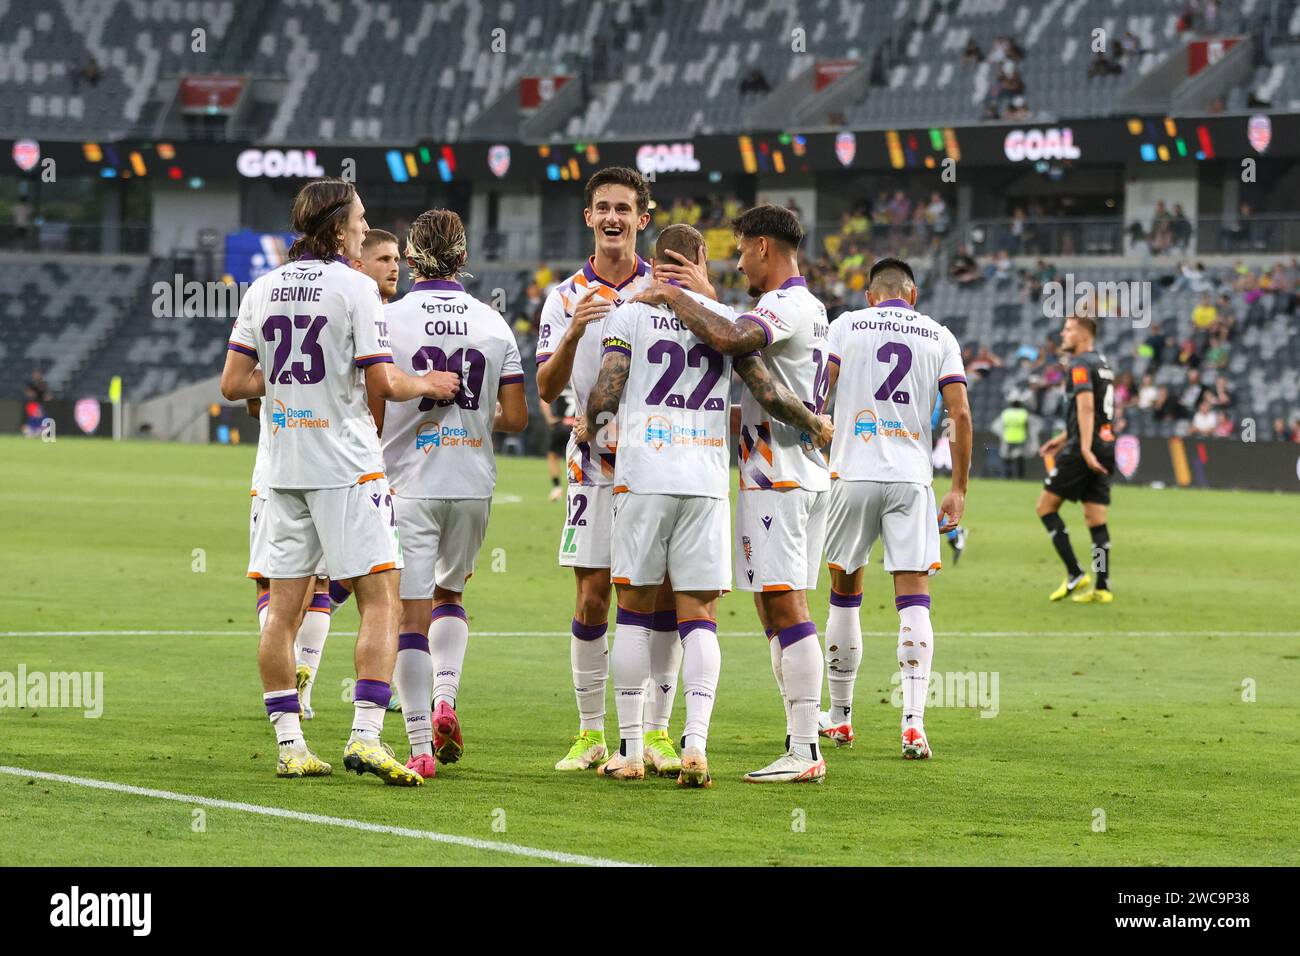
[966,215,1300,258]
[0,223,151,256]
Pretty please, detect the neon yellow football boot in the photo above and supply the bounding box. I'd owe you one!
[1049,573,1090,601]
[343,736,424,786]
[276,745,332,778]
[1072,587,1114,604]
[554,730,608,771]
[643,729,682,777]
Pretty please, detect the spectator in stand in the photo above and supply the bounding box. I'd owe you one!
[1004,95,1030,120]
[1138,321,1167,368]
[1190,398,1218,436]
[1212,411,1234,438]
[1137,372,1160,410]
[1088,48,1122,77]
[925,192,950,246]
[739,68,771,95]
[1180,368,1206,417]
[1207,375,1234,411]
[534,261,555,292]
[1153,386,1178,422]
[963,38,984,64]
[1203,330,1230,369]
[1114,371,1136,410]
[966,345,1004,379]
[950,245,982,286]
[986,248,1013,286]
[72,55,101,92]
[1191,291,1217,330]
[1170,204,1193,250]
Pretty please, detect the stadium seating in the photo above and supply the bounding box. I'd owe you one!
[0,255,149,400]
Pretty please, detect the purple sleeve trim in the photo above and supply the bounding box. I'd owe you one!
[355,355,394,368]
[738,313,773,346]
[499,374,525,386]
[227,341,258,358]
[828,353,842,366]
[602,344,632,357]
[535,352,553,366]
[938,375,967,388]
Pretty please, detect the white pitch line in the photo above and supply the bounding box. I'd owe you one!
[2,629,1298,639]
[0,766,641,868]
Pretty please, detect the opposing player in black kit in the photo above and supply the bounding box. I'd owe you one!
[1035,315,1115,603]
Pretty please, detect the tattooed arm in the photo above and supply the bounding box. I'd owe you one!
[734,354,833,447]
[633,283,767,356]
[586,349,631,439]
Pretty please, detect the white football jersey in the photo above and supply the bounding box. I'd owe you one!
[601,291,735,499]
[382,280,524,500]
[736,277,831,493]
[250,399,270,497]
[826,298,966,485]
[228,257,390,490]
[536,256,653,485]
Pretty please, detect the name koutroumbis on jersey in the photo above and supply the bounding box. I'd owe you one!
[854,409,921,443]
[416,421,483,452]
[270,399,329,433]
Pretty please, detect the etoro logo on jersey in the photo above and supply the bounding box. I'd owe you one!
[270,398,329,434]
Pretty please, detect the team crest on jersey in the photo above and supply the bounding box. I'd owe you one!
[835,131,856,167]
[854,409,878,442]
[1115,434,1140,479]
[488,143,511,177]
[416,421,442,452]
[645,414,672,451]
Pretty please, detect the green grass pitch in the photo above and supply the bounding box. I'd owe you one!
[1,435,1297,866]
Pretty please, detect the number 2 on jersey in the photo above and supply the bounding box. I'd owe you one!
[874,342,913,405]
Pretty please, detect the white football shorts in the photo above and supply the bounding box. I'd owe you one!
[264,479,403,580]
[611,492,731,592]
[558,481,615,569]
[393,496,491,598]
[734,486,828,592]
[825,479,941,575]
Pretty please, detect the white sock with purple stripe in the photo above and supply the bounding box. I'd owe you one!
[612,607,651,760]
[570,618,608,732]
[826,589,863,726]
[264,688,302,748]
[395,632,433,756]
[294,593,332,711]
[645,609,681,732]
[430,603,469,708]
[896,594,934,728]
[776,621,823,758]
[351,679,390,739]
[767,628,792,740]
[679,619,720,754]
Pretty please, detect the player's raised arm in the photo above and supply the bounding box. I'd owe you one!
[634,282,766,356]
[734,353,833,447]
[939,379,972,531]
[654,245,718,300]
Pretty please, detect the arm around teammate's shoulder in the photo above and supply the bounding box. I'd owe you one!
[364,361,459,403]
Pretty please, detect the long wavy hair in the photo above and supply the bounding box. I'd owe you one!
[287,178,356,262]
[404,208,470,280]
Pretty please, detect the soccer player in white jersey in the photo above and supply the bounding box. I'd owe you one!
[820,257,971,759]
[352,228,401,303]
[221,178,460,784]
[633,204,837,784]
[592,224,832,786]
[245,399,333,719]
[380,209,528,781]
[536,167,684,775]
